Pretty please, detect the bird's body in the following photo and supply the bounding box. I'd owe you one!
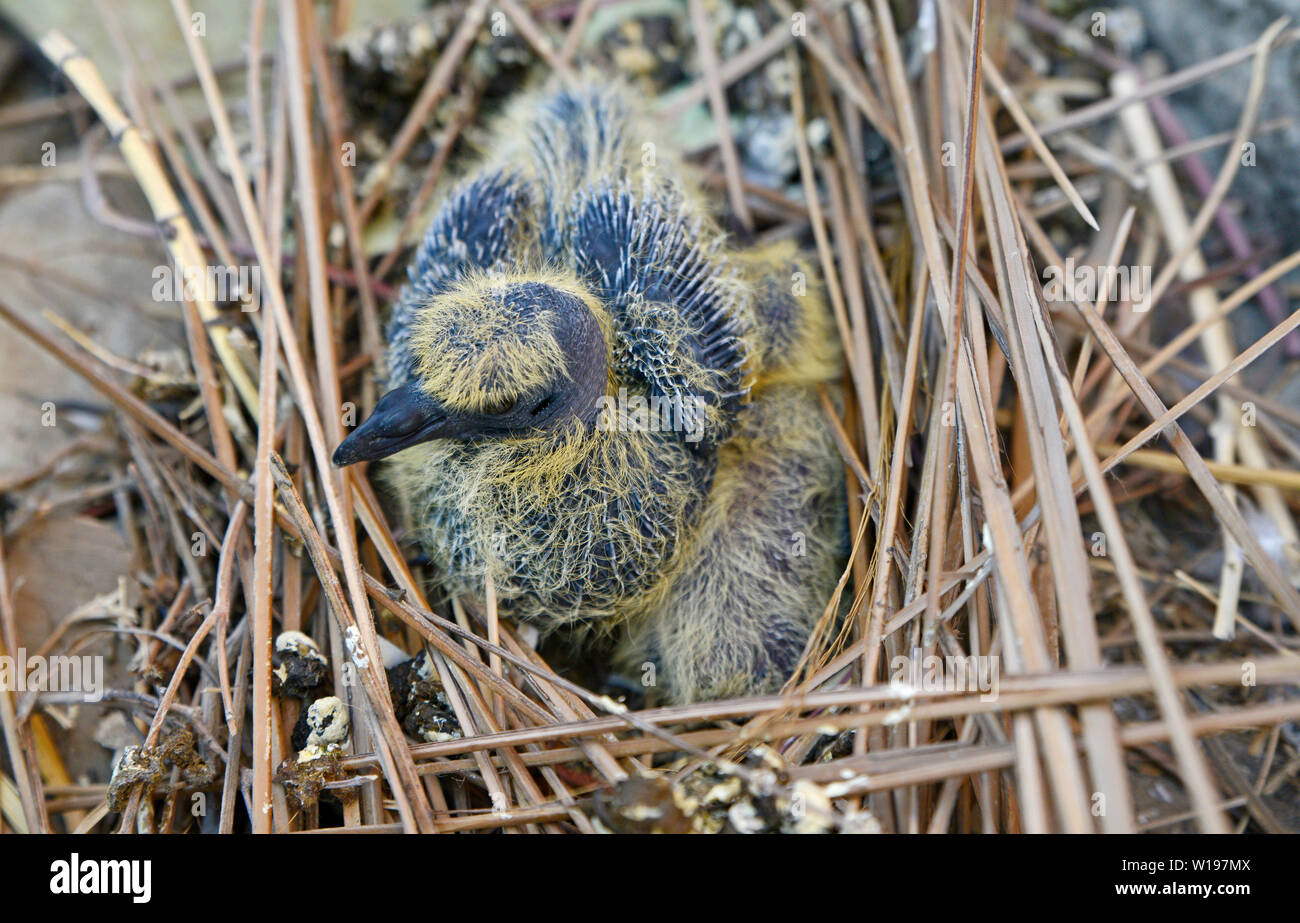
[336,81,846,703]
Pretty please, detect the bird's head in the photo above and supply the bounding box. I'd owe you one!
[333,272,610,466]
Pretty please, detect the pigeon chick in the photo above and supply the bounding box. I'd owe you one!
[334,81,846,703]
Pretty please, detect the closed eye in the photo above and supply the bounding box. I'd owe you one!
[529,396,554,417]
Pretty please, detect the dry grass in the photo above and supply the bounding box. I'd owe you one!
[1,0,1299,834]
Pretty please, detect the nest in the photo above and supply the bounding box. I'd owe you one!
[1,0,1298,835]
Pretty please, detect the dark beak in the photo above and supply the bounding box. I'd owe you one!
[332,383,452,466]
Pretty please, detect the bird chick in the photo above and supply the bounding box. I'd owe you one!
[334,80,846,703]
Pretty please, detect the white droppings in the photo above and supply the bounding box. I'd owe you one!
[413,650,436,681]
[344,625,369,669]
[824,777,869,798]
[728,799,766,834]
[789,780,835,834]
[298,696,350,763]
[275,630,324,659]
[888,677,917,699]
[882,703,913,726]
[701,777,744,806]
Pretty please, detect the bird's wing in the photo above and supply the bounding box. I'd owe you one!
[384,169,535,389]
[515,84,754,445]
[566,178,751,443]
[732,240,842,390]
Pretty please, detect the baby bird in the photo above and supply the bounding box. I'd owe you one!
[334,81,846,703]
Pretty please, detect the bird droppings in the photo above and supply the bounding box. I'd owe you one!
[291,696,351,762]
[726,799,767,834]
[748,744,787,775]
[276,750,346,811]
[881,704,915,726]
[387,652,462,744]
[586,753,873,834]
[787,779,836,834]
[106,724,215,813]
[888,678,919,700]
[343,625,370,670]
[271,630,330,698]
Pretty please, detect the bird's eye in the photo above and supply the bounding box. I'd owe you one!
[481,396,517,415]
[529,396,554,417]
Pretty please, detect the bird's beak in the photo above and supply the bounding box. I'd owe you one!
[332,383,452,466]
